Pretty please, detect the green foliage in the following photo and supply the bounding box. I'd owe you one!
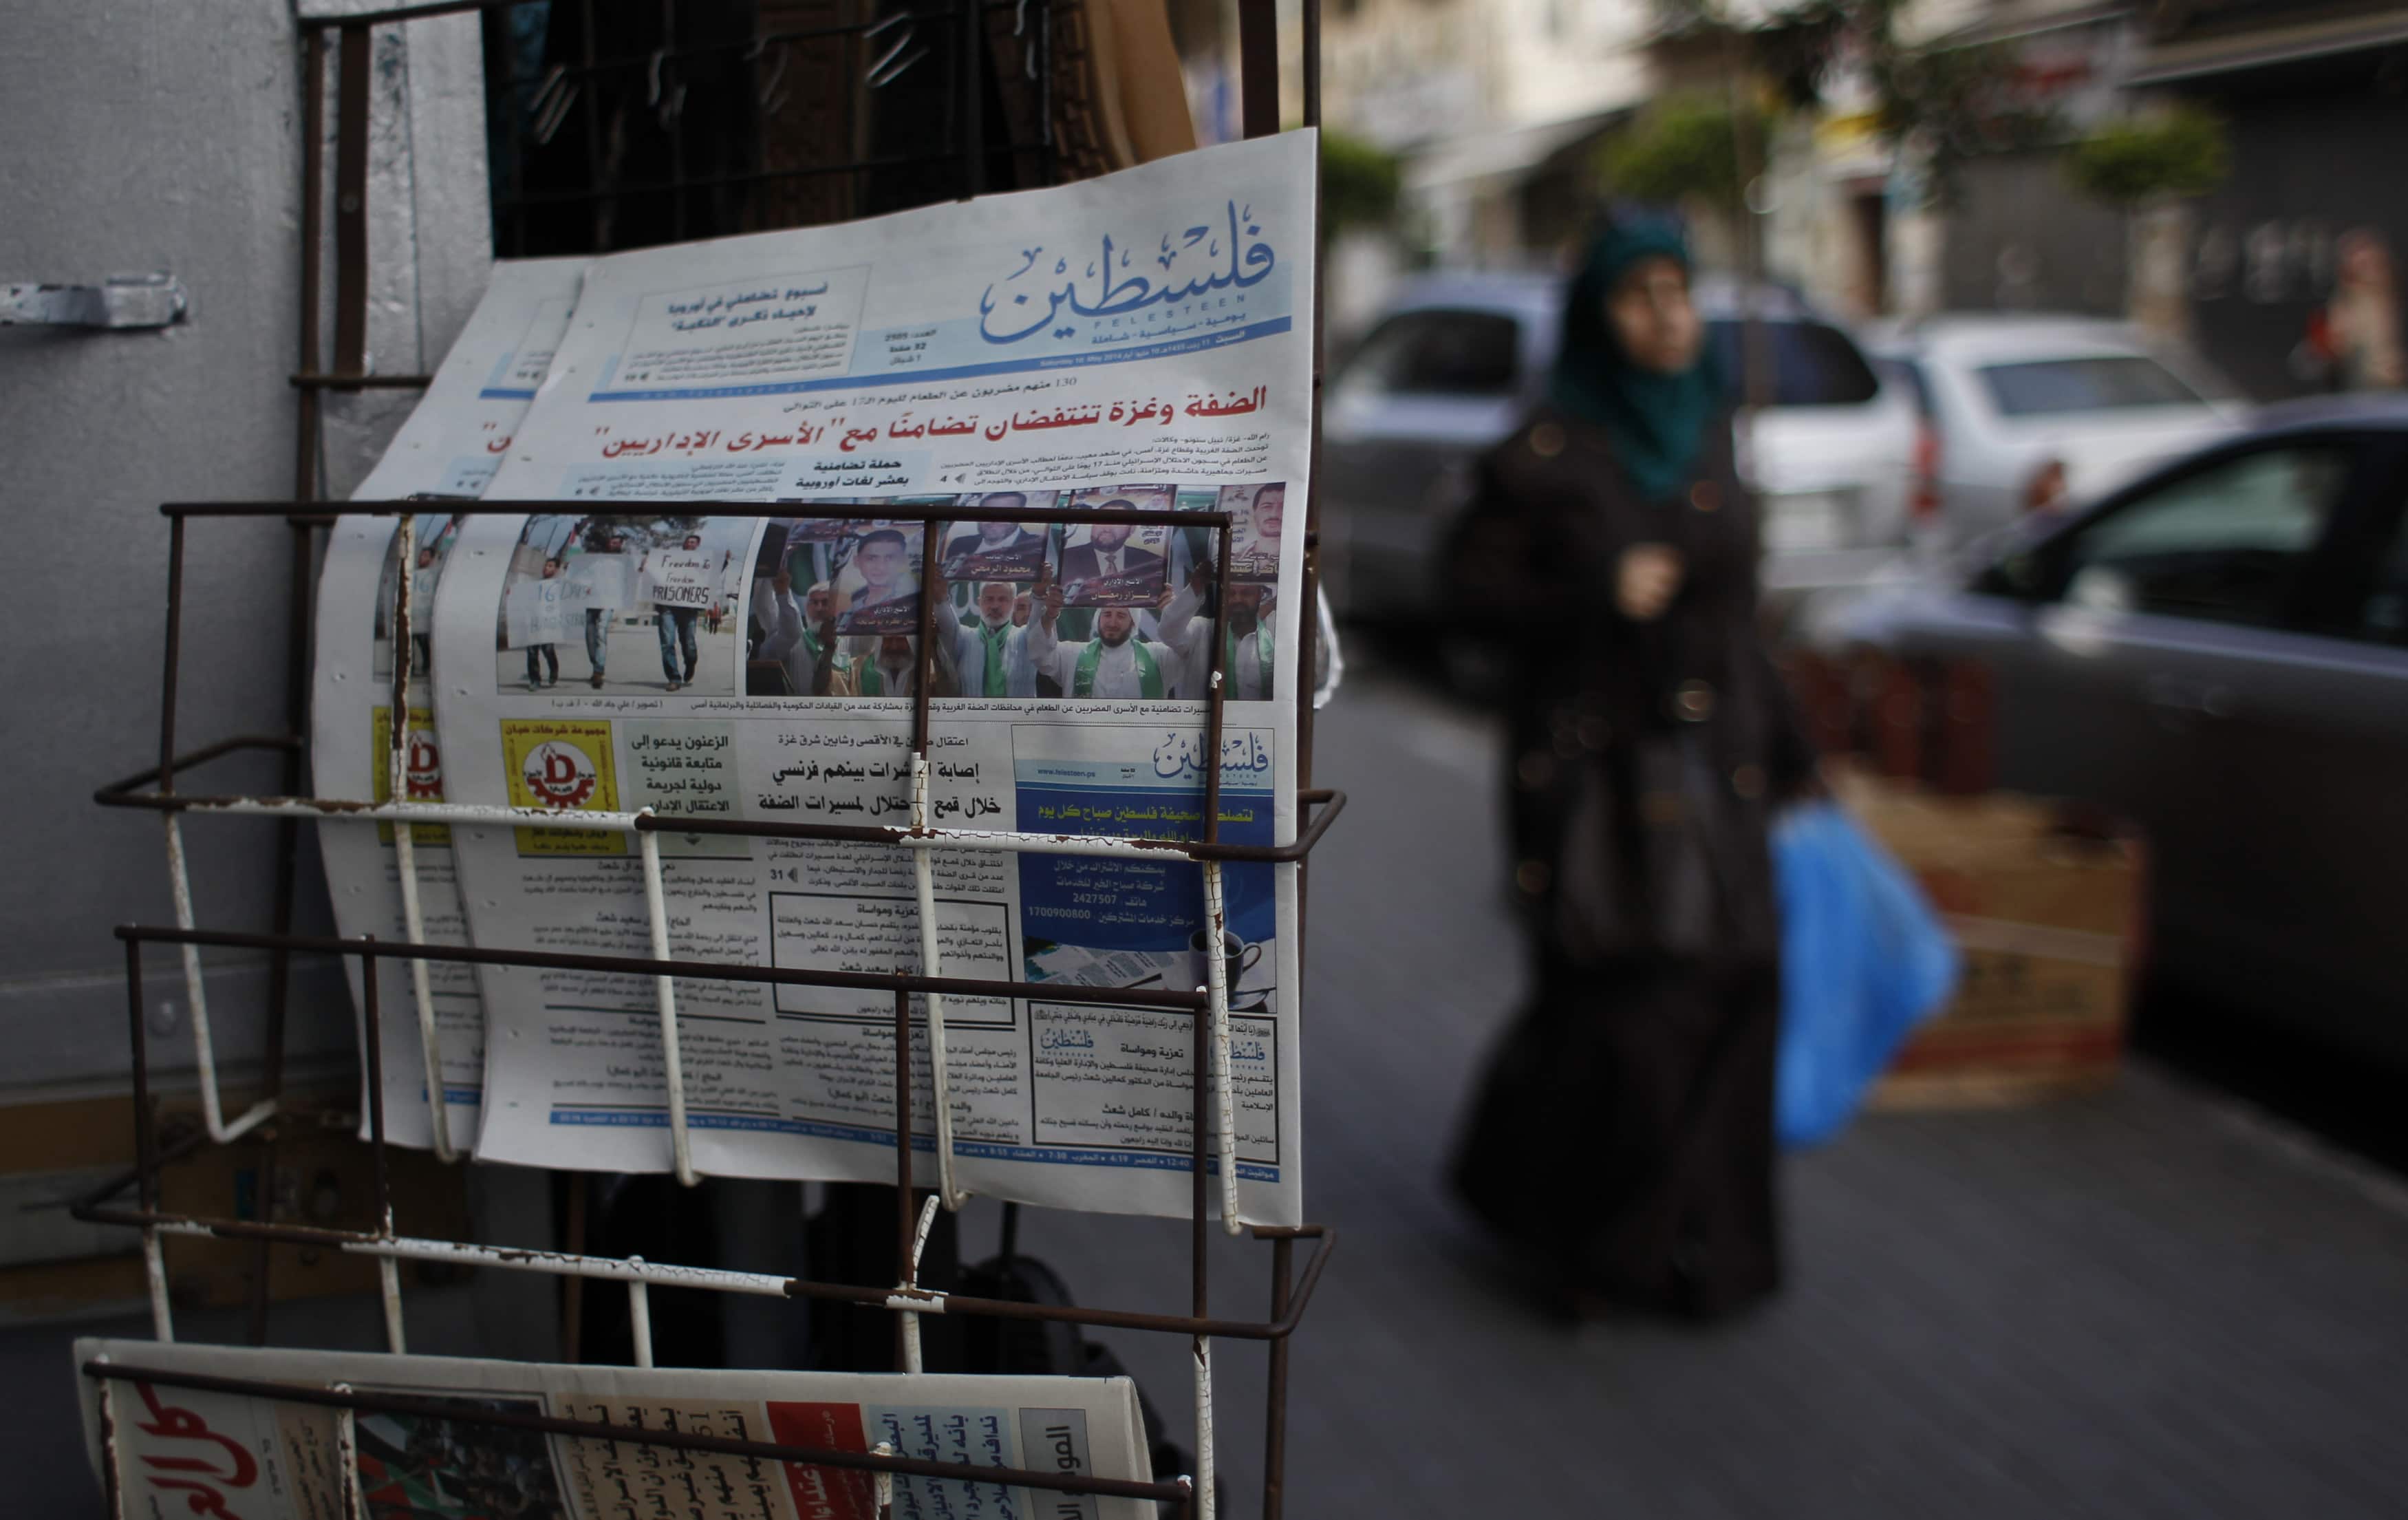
[1321,131,1402,235]
[1599,94,1767,211]
[2065,108,2230,206]
[1640,0,2050,208]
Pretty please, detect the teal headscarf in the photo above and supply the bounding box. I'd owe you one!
[1547,220,1725,502]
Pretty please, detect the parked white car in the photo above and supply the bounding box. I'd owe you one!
[1862,314,2248,549]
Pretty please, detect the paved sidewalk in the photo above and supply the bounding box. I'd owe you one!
[1018,672,2408,1518]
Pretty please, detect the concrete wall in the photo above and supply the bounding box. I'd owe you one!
[0,1,489,1101]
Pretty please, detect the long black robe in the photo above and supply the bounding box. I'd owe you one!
[1446,404,1816,1319]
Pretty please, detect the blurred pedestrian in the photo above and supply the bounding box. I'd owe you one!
[2321,229,2405,392]
[1445,218,1818,1323]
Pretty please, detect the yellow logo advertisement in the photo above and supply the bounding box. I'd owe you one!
[500,718,625,856]
[369,705,450,846]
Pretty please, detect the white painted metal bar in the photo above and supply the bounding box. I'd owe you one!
[142,1230,173,1342]
[1199,861,1241,1236]
[145,795,1258,860]
[1194,1337,1216,1520]
[636,825,700,1187]
[388,815,457,1162]
[378,1256,407,1353]
[384,517,459,1164]
[908,756,967,1210]
[161,815,277,1144]
[97,1377,128,1520]
[332,1395,365,1520]
[327,1232,798,1295]
[872,1442,895,1519]
[626,1256,656,1368]
[899,1192,941,1374]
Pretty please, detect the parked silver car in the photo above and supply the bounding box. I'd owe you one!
[1830,395,2408,1064]
[1322,270,1919,622]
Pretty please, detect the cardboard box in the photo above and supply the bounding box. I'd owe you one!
[1834,767,2144,1107]
[0,1086,469,1322]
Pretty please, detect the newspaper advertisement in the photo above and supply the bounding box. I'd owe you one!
[80,1338,1152,1520]
[311,258,586,1150]
[429,132,1314,1223]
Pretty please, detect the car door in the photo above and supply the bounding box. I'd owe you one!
[2014,431,2395,1034]
[1321,305,1531,619]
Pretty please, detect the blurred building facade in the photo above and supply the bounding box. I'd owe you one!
[1303,0,2408,400]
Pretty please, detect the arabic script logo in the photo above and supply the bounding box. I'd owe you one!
[522,739,601,810]
[978,200,1277,345]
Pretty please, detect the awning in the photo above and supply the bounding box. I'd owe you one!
[2130,8,2408,84]
[1402,109,1631,193]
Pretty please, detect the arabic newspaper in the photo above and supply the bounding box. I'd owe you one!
[80,1338,1153,1520]
[312,258,586,1150]
[428,131,1315,1222]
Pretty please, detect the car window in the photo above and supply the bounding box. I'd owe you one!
[1871,356,1933,418]
[1706,320,1880,407]
[2055,444,2350,627]
[2356,497,2408,646]
[1333,308,1521,403]
[1980,355,2205,417]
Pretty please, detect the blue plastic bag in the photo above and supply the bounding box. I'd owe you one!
[1772,801,1959,1149]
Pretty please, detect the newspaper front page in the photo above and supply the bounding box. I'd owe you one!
[429,133,1315,1222]
[80,1338,1152,1520]
[312,258,586,1150]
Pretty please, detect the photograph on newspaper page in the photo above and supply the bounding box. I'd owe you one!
[431,131,1316,1223]
[310,257,586,1151]
[80,1338,1154,1520]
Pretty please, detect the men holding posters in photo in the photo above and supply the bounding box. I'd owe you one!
[647,531,716,691]
[831,525,923,635]
[1056,516,1168,602]
[755,573,845,695]
[1159,561,1278,702]
[927,552,1045,699]
[1027,574,1182,699]
[939,493,1051,579]
[578,523,630,688]
[523,558,563,687]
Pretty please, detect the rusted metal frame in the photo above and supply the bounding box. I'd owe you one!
[152,517,279,1150]
[1238,0,1280,140]
[80,1360,1193,1506]
[97,923,1339,1339]
[80,1195,1337,1341]
[96,735,297,800]
[1271,3,1329,1512]
[289,372,436,390]
[334,25,373,377]
[383,516,460,1164]
[118,921,1205,1007]
[97,775,1348,865]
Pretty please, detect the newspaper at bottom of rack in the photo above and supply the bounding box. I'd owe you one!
[79,1337,1154,1520]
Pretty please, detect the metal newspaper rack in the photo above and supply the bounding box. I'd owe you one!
[70,1,1337,1517]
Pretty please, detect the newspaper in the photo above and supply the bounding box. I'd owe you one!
[311,258,587,1150]
[79,1338,1153,1520]
[429,132,1314,1223]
